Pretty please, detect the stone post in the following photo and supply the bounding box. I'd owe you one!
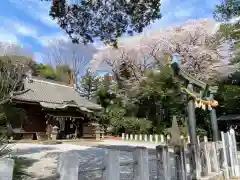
[160,135,164,144]
[133,147,149,180]
[51,126,59,141]
[155,134,159,143]
[0,158,14,180]
[156,145,170,180]
[149,135,153,142]
[104,150,120,180]
[174,145,187,180]
[202,136,211,176]
[144,134,148,141]
[134,134,138,141]
[95,125,101,141]
[121,133,125,140]
[58,151,80,180]
[130,134,133,141]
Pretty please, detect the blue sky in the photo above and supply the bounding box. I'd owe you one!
[0,0,221,64]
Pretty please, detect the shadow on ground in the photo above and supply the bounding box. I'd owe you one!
[12,146,57,156]
[11,146,58,180]
[93,144,157,154]
[12,144,159,180]
[12,156,38,180]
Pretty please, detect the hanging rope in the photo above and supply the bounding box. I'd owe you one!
[181,87,218,110]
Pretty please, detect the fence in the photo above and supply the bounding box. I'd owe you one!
[121,133,198,144]
[0,129,239,180]
[57,128,240,180]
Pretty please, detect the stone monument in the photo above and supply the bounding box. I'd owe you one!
[169,116,182,146]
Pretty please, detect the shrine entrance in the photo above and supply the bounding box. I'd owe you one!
[168,53,220,179]
[46,114,84,139]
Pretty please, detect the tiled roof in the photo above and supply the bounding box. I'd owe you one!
[13,77,102,110]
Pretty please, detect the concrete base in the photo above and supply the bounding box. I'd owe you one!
[52,134,57,141]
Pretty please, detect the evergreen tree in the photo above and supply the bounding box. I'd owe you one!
[213,0,240,21]
[80,70,100,99]
[214,0,240,65]
[42,0,162,47]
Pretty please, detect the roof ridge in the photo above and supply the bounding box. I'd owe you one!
[31,78,74,89]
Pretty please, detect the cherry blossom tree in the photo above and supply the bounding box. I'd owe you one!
[90,19,236,83]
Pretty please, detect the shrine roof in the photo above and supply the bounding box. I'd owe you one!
[12,77,102,111]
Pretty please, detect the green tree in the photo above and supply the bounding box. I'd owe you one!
[36,64,57,80]
[42,0,162,47]
[95,84,123,133]
[230,55,240,65]
[216,75,240,115]
[134,66,185,133]
[214,0,240,65]
[56,65,72,84]
[213,0,240,21]
[80,70,100,99]
[218,21,240,65]
[218,22,240,41]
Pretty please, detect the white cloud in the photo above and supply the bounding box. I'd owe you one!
[2,18,38,38]
[0,16,39,45]
[0,28,19,44]
[14,22,38,37]
[38,32,70,46]
[9,0,58,28]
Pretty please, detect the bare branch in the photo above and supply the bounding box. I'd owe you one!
[41,39,97,83]
[0,42,33,105]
